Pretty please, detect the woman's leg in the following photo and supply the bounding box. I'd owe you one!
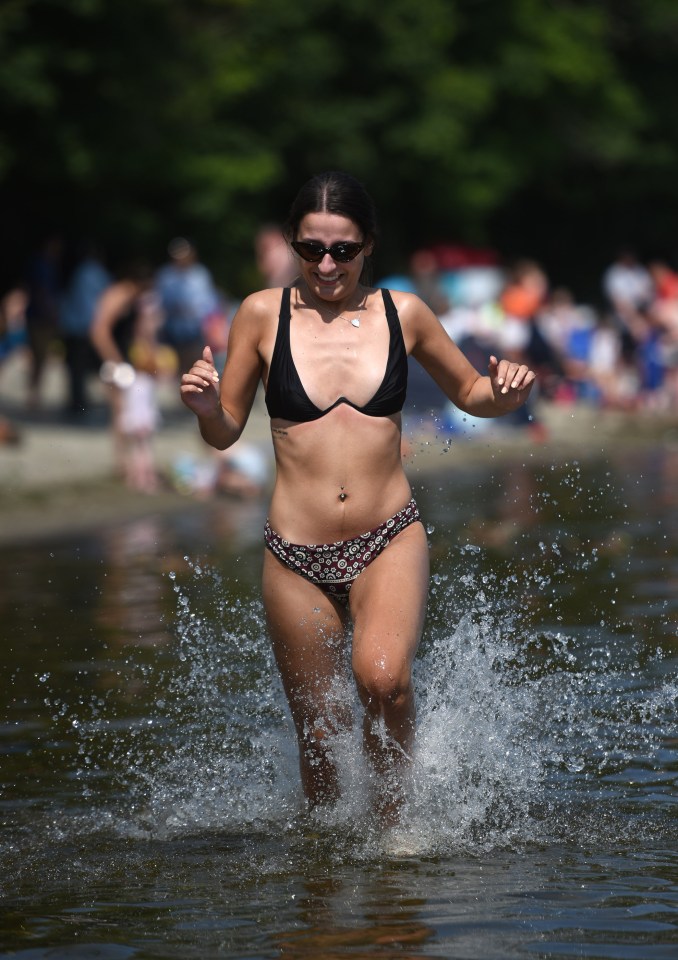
[348,520,430,821]
[262,549,351,808]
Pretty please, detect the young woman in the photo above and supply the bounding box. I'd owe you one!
[181,171,536,821]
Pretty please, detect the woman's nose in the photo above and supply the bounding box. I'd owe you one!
[318,252,337,271]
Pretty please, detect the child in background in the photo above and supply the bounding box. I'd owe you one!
[93,270,177,492]
[114,292,176,492]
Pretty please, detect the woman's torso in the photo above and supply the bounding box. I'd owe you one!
[259,286,413,543]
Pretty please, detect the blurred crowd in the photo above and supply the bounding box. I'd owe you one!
[1,232,677,491]
[381,245,678,417]
[0,230,296,494]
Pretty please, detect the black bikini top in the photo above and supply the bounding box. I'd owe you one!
[265,287,408,422]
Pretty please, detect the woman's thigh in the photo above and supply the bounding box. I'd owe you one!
[348,520,430,682]
[261,548,350,719]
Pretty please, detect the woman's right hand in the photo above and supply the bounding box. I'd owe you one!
[180,345,222,419]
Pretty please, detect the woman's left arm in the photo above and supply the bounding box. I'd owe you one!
[404,294,536,417]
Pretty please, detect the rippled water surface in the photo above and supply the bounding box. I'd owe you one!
[2,441,677,958]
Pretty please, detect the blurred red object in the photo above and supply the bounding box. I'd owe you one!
[426,244,499,270]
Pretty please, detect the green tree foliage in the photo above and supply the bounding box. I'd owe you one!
[2,0,678,294]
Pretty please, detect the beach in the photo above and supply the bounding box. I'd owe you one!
[2,349,677,546]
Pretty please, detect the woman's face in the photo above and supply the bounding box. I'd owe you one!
[294,211,372,301]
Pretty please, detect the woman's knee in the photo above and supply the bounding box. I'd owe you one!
[352,655,412,711]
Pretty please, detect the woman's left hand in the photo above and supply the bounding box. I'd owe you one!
[488,355,537,411]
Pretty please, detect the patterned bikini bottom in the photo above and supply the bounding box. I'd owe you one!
[264,498,421,605]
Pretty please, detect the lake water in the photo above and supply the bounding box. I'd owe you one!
[2,437,677,958]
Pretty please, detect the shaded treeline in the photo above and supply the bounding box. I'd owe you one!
[2,0,678,298]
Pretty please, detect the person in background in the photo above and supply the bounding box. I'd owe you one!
[496,259,554,431]
[58,240,112,417]
[602,249,654,369]
[117,294,177,491]
[255,224,298,288]
[91,263,176,491]
[0,287,28,444]
[498,259,549,359]
[538,289,625,407]
[409,249,449,316]
[647,261,678,409]
[155,237,219,374]
[23,234,63,409]
[180,171,536,826]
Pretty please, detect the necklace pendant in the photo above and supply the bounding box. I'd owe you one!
[351,318,360,328]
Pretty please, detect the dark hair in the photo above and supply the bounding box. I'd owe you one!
[284,171,378,282]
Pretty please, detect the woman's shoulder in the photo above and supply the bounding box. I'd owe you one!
[232,287,285,323]
[239,285,282,307]
[228,287,287,347]
[379,288,443,351]
[379,287,421,307]
[380,287,432,322]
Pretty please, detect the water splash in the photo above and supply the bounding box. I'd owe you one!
[63,548,676,858]
[98,559,301,837]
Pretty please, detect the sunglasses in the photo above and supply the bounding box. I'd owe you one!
[291,240,365,263]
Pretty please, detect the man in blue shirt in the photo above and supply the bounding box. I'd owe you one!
[59,243,111,415]
[156,237,219,374]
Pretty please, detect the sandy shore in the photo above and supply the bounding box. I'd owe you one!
[0,353,276,545]
[2,351,677,546]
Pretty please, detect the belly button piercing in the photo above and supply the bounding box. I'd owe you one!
[339,487,347,502]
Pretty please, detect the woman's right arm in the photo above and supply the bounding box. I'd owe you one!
[180,294,265,450]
